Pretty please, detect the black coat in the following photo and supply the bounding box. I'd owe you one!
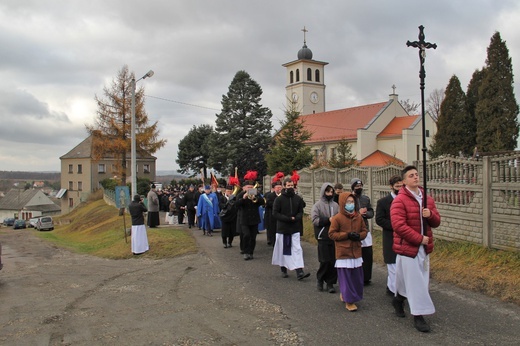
[128,201,147,226]
[273,189,305,235]
[236,191,265,226]
[184,191,197,211]
[375,193,397,263]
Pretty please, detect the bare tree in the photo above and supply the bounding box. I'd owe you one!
[426,88,444,121]
[399,99,420,114]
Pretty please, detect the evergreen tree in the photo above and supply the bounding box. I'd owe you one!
[429,75,471,157]
[328,138,356,168]
[466,69,485,152]
[176,124,214,177]
[265,107,313,175]
[208,71,273,177]
[475,32,519,152]
[86,65,166,185]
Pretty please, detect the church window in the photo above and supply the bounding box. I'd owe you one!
[315,69,320,82]
[307,68,312,81]
[290,71,294,84]
[296,69,300,82]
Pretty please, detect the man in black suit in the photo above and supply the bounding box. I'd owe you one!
[375,175,403,295]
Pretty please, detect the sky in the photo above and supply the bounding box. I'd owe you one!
[1,0,519,173]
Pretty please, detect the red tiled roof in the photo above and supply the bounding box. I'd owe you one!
[300,101,389,143]
[378,115,419,138]
[358,150,405,167]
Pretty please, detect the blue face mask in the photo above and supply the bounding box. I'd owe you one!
[344,203,355,212]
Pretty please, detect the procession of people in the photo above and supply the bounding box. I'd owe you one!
[128,165,441,333]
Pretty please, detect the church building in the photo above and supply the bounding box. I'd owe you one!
[283,30,437,167]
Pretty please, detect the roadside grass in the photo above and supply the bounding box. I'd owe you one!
[301,217,520,305]
[34,198,197,259]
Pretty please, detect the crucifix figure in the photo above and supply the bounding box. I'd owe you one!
[301,26,308,44]
[391,84,397,94]
[407,25,437,206]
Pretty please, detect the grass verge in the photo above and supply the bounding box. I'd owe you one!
[301,217,520,305]
[34,198,197,259]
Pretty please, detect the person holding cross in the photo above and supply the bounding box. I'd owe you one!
[390,165,441,332]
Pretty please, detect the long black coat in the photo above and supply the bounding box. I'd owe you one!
[236,191,265,226]
[375,193,397,263]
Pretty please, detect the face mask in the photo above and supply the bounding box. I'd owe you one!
[344,203,355,212]
[393,189,399,195]
[217,189,221,193]
[354,188,363,196]
[325,195,333,201]
[285,188,295,196]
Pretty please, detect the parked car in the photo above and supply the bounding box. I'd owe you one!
[36,216,54,231]
[3,218,15,226]
[13,219,26,229]
[29,217,40,228]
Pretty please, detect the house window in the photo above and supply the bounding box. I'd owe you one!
[426,130,430,137]
[78,181,82,191]
[144,164,150,173]
[315,69,320,82]
[307,68,312,81]
[77,164,82,174]
[68,164,73,173]
[98,164,106,173]
[69,198,74,208]
[417,145,420,160]
[296,69,300,82]
[290,71,294,84]
[69,181,73,190]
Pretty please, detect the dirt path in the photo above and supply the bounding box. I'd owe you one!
[1,226,519,345]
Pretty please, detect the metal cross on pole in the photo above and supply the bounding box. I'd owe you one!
[407,25,437,207]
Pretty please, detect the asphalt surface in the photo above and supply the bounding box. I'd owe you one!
[0,222,519,345]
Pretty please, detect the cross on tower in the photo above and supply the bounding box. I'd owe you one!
[391,84,396,94]
[301,26,308,44]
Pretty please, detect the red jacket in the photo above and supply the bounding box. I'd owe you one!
[390,186,441,258]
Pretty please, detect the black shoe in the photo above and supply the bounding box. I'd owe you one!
[317,281,324,291]
[392,296,406,318]
[414,315,431,333]
[281,267,289,278]
[386,287,394,296]
[249,254,254,259]
[223,244,228,248]
[227,243,232,248]
[296,270,310,281]
[243,254,251,260]
[327,284,336,293]
[364,280,372,286]
[202,230,206,235]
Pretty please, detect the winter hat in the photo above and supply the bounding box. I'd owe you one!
[350,178,363,190]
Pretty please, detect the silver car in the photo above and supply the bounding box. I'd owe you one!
[36,216,54,231]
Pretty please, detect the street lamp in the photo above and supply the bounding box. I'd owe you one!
[131,69,154,198]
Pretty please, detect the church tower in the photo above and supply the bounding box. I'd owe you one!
[283,27,328,115]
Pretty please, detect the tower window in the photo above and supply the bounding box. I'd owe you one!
[307,68,312,81]
[296,69,300,82]
[290,71,294,84]
[315,69,320,82]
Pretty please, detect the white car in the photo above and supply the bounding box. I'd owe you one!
[29,217,40,228]
[36,216,54,231]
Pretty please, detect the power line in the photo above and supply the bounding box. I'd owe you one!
[144,94,220,111]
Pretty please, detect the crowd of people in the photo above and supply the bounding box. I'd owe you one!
[128,165,441,333]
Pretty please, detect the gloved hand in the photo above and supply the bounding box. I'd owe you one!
[348,232,360,241]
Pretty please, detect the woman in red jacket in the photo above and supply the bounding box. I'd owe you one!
[328,192,367,311]
[390,165,441,333]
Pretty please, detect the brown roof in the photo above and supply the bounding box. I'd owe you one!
[0,189,42,210]
[60,135,156,160]
[300,101,390,143]
[378,115,419,138]
[358,150,405,167]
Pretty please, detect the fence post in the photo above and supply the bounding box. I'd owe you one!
[482,156,491,248]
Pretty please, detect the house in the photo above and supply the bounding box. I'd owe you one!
[283,36,437,167]
[59,135,157,214]
[0,189,60,221]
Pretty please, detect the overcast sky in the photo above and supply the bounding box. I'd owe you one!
[1,0,519,173]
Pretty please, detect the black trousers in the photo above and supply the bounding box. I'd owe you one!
[241,224,258,255]
[187,209,196,226]
[316,260,337,285]
[362,246,373,283]
[177,212,184,224]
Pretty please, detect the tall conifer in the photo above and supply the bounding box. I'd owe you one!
[475,32,519,152]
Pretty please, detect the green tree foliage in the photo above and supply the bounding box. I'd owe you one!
[86,65,166,185]
[430,75,472,157]
[265,108,313,175]
[176,124,214,177]
[475,32,519,152]
[100,178,118,191]
[208,71,273,177]
[136,177,151,196]
[328,138,357,168]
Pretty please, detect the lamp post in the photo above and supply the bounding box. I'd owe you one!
[131,70,154,198]
[407,25,436,207]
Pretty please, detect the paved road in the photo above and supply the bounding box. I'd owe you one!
[0,224,519,345]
